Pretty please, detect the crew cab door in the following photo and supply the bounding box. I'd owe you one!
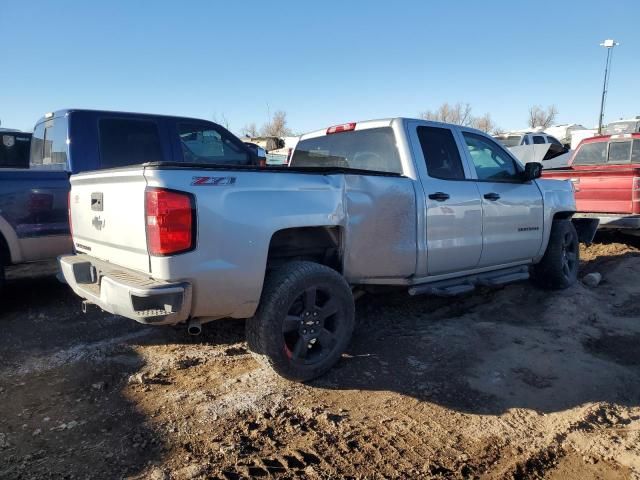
[460,131,544,267]
[408,122,483,276]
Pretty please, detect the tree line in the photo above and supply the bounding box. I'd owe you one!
[216,103,558,138]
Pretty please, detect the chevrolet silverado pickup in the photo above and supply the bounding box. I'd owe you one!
[60,116,597,381]
[0,110,258,293]
[543,133,640,234]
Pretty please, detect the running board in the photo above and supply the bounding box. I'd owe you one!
[408,266,529,297]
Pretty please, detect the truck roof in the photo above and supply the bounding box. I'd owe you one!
[580,132,640,144]
[34,109,221,126]
[298,117,486,141]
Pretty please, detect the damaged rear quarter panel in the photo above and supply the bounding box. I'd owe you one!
[342,174,417,281]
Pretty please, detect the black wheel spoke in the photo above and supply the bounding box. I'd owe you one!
[317,328,336,349]
[303,288,317,310]
[282,315,300,333]
[566,251,577,263]
[320,299,339,320]
[291,338,308,360]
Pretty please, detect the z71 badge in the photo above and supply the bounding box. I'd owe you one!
[191,176,236,186]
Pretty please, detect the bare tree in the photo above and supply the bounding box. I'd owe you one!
[241,123,259,138]
[260,110,292,137]
[421,102,474,126]
[212,113,230,130]
[471,113,496,133]
[527,105,558,129]
[421,102,499,133]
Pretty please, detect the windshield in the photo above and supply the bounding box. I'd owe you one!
[0,132,31,168]
[604,121,640,135]
[494,135,522,147]
[290,127,402,174]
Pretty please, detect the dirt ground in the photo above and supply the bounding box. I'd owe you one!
[1,233,639,480]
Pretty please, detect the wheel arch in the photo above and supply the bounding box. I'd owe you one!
[0,216,20,265]
[266,226,343,273]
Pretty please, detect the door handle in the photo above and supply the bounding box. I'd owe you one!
[483,192,501,201]
[428,192,450,202]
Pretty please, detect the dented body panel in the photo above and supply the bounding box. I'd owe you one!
[61,117,580,326]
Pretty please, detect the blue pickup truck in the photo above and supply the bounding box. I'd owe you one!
[0,109,258,291]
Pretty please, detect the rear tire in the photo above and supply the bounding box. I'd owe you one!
[246,261,355,382]
[531,219,579,289]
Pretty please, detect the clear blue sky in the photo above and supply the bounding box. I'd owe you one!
[1,0,638,134]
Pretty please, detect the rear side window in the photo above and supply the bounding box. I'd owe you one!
[99,118,163,168]
[547,136,563,146]
[532,136,546,144]
[178,123,249,165]
[417,126,464,180]
[30,119,69,170]
[608,141,632,164]
[290,127,402,174]
[573,142,607,165]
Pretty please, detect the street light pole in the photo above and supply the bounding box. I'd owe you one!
[598,39,619,134]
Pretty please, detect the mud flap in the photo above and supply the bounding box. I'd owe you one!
[572,217,599,244]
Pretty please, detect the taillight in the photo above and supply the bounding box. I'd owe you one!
[326,122,356,134]
[145,188,195,256]
[633,177,640,191]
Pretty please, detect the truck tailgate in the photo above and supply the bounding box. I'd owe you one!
[69,168,150,274]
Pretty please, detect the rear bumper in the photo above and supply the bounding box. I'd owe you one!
[574,213,640,230]
[58,254,191,325]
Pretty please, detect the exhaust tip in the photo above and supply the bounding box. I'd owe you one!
[187,320,202,336]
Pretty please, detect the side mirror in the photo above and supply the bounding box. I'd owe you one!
[523,162,542,181]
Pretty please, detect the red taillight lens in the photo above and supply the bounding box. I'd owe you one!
[145,188,195,256]
[326,122,356,134]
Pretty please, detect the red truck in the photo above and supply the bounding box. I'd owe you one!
[543,133,640,235]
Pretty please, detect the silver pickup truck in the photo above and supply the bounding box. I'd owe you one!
[60,117,598,381]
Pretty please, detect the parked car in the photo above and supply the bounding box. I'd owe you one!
[0,109,258,292]
[493,131,570,169]
[59,117,597,381]
[493,131,564,148]
[0,129,31,168]
[542,133,640,235]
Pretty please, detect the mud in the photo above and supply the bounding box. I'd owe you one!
[1,234,639,479]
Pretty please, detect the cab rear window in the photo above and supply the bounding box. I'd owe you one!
[30,119,69,170]
[573,139,640,165]
[290,127,402,174]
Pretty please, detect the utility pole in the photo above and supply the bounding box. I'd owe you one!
[598,39,619,134]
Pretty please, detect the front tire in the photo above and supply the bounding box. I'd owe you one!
[531,219,579,289]
[246,261,355,382]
